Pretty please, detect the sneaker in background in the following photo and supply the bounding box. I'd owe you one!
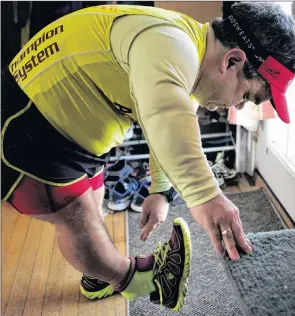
[105,160,133,186]
[107,177,139,211]
[134,162,151,182]
[211,152,238,184]
[208,158,227,189]
[104,160,133,199]
[212,170,227,189]
[124,126,134,141]
[130,179,151,213]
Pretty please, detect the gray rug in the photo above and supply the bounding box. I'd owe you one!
[223,229,295,316]
[127,189,286,316]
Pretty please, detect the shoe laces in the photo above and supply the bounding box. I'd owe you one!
[153,241,171,272]
[129,178,139,191]
[212,160,231,174]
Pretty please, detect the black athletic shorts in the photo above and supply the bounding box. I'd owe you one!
[1,69,109,214]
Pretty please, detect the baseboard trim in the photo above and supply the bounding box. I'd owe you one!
[255,169,295,229]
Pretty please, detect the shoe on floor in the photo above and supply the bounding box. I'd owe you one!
[107,177,139,211]
[130,179,151,213]
[210,152,238,184]
[124,126,134,140]
[80,275,118,300]
[104,160,133,200]
[134,162,151,182]
[212,170,227,189]
[121,217,192,312]
[104,160,133,188]
[212,162,237,183]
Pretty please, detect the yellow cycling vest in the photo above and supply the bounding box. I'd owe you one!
[9,5,208,155]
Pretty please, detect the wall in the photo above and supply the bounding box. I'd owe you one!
[155,1,223,23]
[256,121,295,222]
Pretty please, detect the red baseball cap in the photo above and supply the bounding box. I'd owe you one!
[224,15,295,123]
[257,56,294,123]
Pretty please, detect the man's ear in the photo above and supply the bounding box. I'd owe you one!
[220,48,247,74]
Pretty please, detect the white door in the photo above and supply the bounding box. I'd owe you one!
[256,118,295,222]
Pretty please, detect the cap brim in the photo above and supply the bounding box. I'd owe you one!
[270,85,290,124]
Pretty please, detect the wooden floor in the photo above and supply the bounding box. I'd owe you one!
[2,174,293,316]
[2,204,128,316]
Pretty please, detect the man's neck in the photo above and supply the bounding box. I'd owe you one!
[192,25,221,98]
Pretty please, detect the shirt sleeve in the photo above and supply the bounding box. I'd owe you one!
[129,25,221,208]
[149,150,172,193]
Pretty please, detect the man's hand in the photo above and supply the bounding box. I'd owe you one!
[140,194,169,241]
[190,193,253,260]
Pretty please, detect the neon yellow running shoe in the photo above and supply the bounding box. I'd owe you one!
[120,217,192,311]
[150,217,192,311]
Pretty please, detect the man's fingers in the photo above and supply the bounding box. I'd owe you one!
[140,220,159,241]
[207,224,224,256]
[220,225,240,260]
[232,212,253,249]
[231,219,252,254]
[140,211,149,229]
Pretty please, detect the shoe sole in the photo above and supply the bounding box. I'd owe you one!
[224,174,240,185]
[107,200,131,211]
[172,217,192,312]
[130,202,142,213]
[80,284,116,300]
